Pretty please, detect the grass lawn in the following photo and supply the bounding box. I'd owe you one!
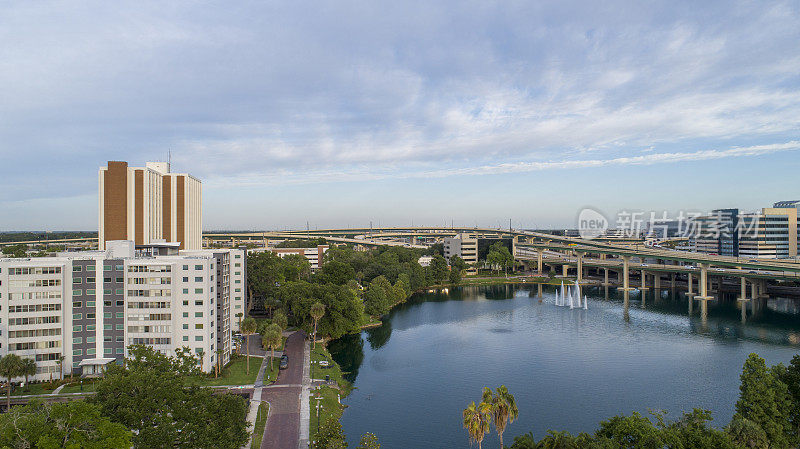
[251,402,270,449]
[196,354,282,386]
[61,379,100,394]
[309,385,345,444]
[310,345,351,396]
[9,383,53,396]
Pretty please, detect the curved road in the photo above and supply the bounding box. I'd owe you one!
[260,331,306,449]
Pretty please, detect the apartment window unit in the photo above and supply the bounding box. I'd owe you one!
[8,304,61,313]
[9,291,61,300]
[104,300,112,307]
[86,337,96,343]
[86,325,96,331]
[9,328,61,338]
[127,301,170,309]
[87,266,95,271]
[103,289,111,295]
[182,312,189,318]
[72,313,82,320]
[183,288,189,294]
[194,276,203,282]
[116,312,124,318]
[129,337,171,345]
[116,277,123,283]
[87,349,96,355]
[116,300,124,306]
[73,337,83,344]
[11,340,60,350]
[8,279,61,288]
[73,325,82,332]
[104,336,111,342]
[195,265,203,270]
[127,325,171,333]
[128,313,171,321]
[183,277,189,282]
[183,336,189,341]
[73,289,82,296]
[8,266,61,275]
[195,300,203,306]
[116,336,124,342]
[234,263,241,267]
[73,349,82,356]
[116,348,124,354]
[86,289,96,295]
[194,288,203,294]
[36,353,61,362]
[104,348,112,354]
[195,323,203,329]
[9,316,60,325]
[104,324,111,330]
[183,324,189,329]
[86,277,96,283]
[182,265,189,270]
[116,324,124,330]
[73,266,82,272]
[86,313,96,319]
[87,301,95,307]
[103,265,111,271]
[116,265,124,271]
[195,312,203,317]
[128,265,171,273]
[195,336,203,341]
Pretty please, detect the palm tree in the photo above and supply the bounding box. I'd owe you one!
[482,385,519,448]
[197,349,205,373]
[310,302,325,349]
[262,329,282,372]
[21,358,36,389]
[0,354,24,410]
[215,349,224,378]
[56,355,65,381]
[463,400,492,449]
[241,316,257,375]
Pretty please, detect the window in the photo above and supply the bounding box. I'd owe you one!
[116,265,123,271]
[235,263,241,267]
[182,277,189,282]
[194,288,203,294]
[103,289,111,295]
[87,301,95,307]
[235,304,242,309]
[183,336,189,341]
[73,313,82,320]
[235,271,241,275]
[73,337,82,344]
[116,336,124,342]
[104,348,112,354]
[104,336,112,342]
[73,266,82,272]
[116,277,123,283]
[195,265,203,270]
[115,289,123,295]
[195,312,203,317]
[86,313,96,319]
[182,265,189,270]
[73,289,82,296]
[86,325,96,331]
[195,348,203,354]
[182,300,189,306]
[87,266,95,271]
[195,336,203,341]
[73,278,82,285]
[104,277,112,283]
[195,300,203,306]
[86,277,96,283]
[235,254,241,259]
[195,323,203,329]
[86,337,96,343]
[104,300,112,307]
[87,349,96,355]
[116,300,124,307]
[116,348,124,354]
[195,276,203,282]
[116,324,124,330]
[182,312,189,318]
[104,324,111,330]
[104,312,111,318]
[103,265,111,271]
[235,288,241,293]
[116,312,124,319]
[73,302,82,308]
[73,349,82,356]
[183,288,189,294]
[182,324,189,329]
[73,325,82,332]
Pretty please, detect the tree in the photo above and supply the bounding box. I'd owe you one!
[429,254,449,283]
[728,417,769,449]
[776,354,800,442]
[0,353,23,410]
[315,417,347,449]
[91,345,248,449]
[0,400,132,448]
[310,302,325,349]
[450,255,468,273]
[56,355,65,380]
[364,276,392,316]
[235,312,244,353]
[733,353,793,448]
[21,357,36,387]
[317,260,356,285]
[241,316,258,375]
[463,400,492,449]
[595,412,665,449]
[449,266,462,285]
[482,385,519,448]
[273,310,289,332]
[263,329,283,372]
[356,432,380,449]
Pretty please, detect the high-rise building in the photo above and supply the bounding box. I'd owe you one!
[98,161,202,250]
[0,241,246,381]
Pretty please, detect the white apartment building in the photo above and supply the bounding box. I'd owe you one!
[0,241,246,382]
[259,245,329,270]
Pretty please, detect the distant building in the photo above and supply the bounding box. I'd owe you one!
[644,219,683,239]
[417,256,433,267]
[443,234,478,265]
[254,245,329,270]
[99,161,202,250]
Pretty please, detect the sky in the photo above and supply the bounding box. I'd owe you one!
[1,1,799,231]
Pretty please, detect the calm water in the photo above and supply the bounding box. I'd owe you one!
[329,284,800,449]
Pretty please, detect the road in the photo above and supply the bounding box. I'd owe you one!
[260,331,306,449]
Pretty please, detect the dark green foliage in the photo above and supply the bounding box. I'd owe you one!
[428,254,449,283]
[91,345,249,449]
[733,353,793,448]
[315,417,348,448]
[317,260,356,285]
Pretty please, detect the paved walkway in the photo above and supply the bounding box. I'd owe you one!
[260,331,307,449]
[242,355,270,449]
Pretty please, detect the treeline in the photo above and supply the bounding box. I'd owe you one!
[0,231,96,243]
[247,245,462,340]
[506,353,800,449]
[0,346,248,449]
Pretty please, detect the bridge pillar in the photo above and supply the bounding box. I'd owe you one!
[537,251,543,275]
[670,273,676,289]
[537,282,543,298]
[695,264,713,317]
[621,256,632,291]
[687,273,694,297]
[640,270,648,290]
[654,273,661,291]
[562,264,569,277]
[603,268,610,286]
[576,252,584,283]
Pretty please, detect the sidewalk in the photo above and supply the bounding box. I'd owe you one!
[242,356,270,449]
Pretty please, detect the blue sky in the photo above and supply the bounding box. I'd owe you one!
[1,1,798,231]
